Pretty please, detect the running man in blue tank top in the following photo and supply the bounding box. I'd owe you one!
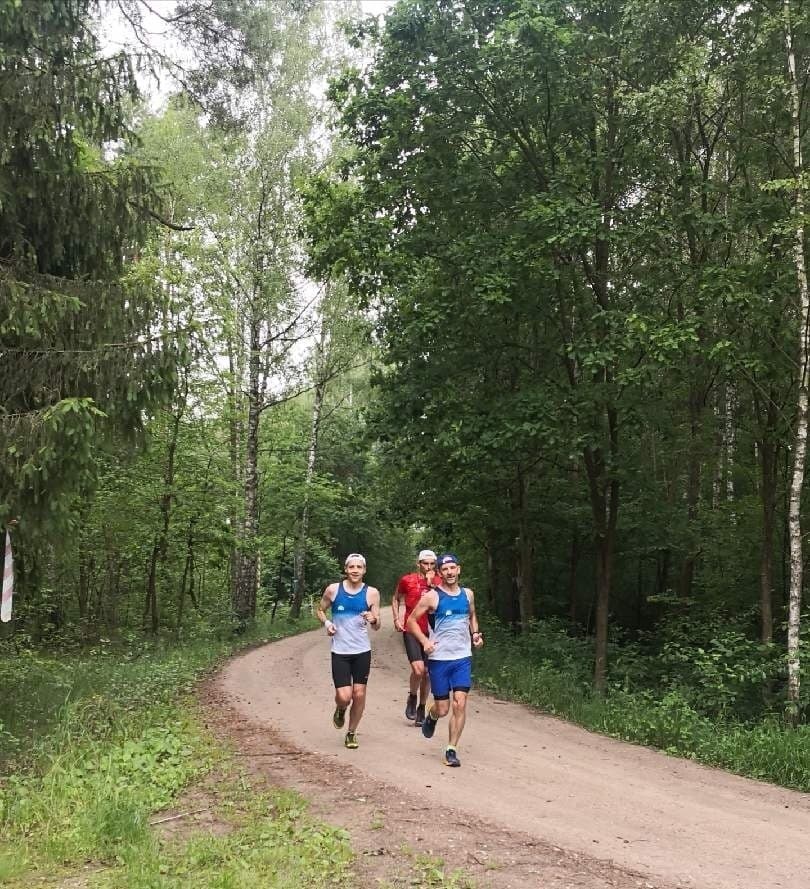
[316,553,381,749]
[406,552,484,767]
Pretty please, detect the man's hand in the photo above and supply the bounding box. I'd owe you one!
[423,638,437,655]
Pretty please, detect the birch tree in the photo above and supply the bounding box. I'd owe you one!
[217,7,325,623]
[290,284,369,618]
[783,0,809,717]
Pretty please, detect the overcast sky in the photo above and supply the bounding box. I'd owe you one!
[100,0,395,109]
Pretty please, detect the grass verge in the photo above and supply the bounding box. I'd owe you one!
[0,613,355,888]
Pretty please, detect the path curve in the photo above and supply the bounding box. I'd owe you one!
[216,623,809,889]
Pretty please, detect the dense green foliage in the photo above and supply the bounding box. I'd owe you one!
[0,0,413,642]
[0,0,184,545]
[304,0,810,700]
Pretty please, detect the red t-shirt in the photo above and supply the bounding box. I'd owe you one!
[396,572,435,635]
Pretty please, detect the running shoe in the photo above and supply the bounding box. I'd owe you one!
[421,709,437,739]
[414,704,425,727]
[344,731,359,749]
[443,747,461,768]
[405,693,417,721]
[333,707,346,729]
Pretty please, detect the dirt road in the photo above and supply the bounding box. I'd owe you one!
[214,625,809,889]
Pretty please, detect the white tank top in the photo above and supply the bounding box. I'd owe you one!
[330,582,371,655]
[428,586,471,660]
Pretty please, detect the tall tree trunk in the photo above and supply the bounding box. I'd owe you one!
[670,116,718,599]
[589,65,619,691]
[593,523,614,690]
[176,517,196,637]
[232,318,262,623]
[567,528,580,626]
[757,395,779,644]
[143,540,159,635]
[784,0,810,718]
[513,468,535,632]
[177,454,210,633]
[584,416,619,693]
[713,382,736,509]
[144,382,186,635]
[678,385,702,598]
[635,555,645,632]
[291,321,328,619]
[724,383,736,505]
[227,334,242,609]
[484,526,501,615]
[271,535,288,623]
[78,551,90,623]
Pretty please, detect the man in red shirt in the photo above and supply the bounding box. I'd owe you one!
[391,549,437,726]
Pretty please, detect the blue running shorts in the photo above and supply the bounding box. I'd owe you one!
[427,656,472,699]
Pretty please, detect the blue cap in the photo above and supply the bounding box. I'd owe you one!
[436,552,459,568]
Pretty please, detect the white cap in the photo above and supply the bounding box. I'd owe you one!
[417,549,437,562]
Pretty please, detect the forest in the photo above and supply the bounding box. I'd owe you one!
[5,0,810,883]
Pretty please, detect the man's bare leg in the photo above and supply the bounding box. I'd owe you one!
[332,685,351,730]
[347,683,367,732]
[334,687,352,711]
[448,690,468,748]
[431,698,450,719]
[418,667,430,706]
[409,662,423,696]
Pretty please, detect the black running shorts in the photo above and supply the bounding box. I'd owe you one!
[331,650,371,688]
[403,631,427,664]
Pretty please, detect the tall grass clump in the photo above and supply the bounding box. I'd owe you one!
[91,788,354,889]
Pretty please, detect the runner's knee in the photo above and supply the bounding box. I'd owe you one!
[434,699,450,717]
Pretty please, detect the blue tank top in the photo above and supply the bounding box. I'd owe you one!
[330,582,371,655]
[428,587,471,660]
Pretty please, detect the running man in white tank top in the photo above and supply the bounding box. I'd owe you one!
[406,552,484,767]
[316,553,381,749]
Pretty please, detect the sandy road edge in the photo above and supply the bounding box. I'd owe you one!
[196,654,676,889]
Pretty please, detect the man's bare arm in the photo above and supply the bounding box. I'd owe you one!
[315,585,338,635]
[391,582,404,631]
[364,587,381,630]
[467,588,483,647]
[407,590,438,651]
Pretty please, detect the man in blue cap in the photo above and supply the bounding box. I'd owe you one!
[406,552,484,767]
